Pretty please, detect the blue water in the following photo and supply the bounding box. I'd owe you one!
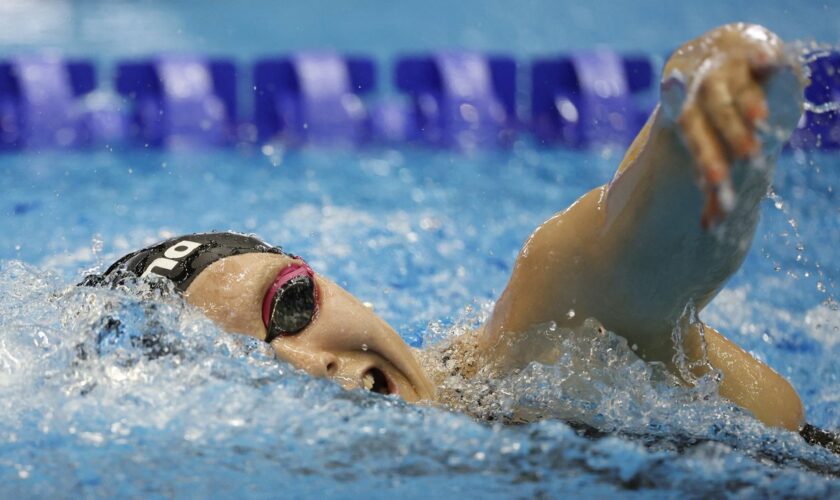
[2,0,840,497]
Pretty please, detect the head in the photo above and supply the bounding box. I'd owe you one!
[86,232,435,401]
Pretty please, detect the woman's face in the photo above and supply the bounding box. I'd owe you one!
[184,253,435,402]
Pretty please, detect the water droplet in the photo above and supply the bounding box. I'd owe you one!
[91,235,103,256]
[817,281,826,293]
[566,309,576,319]
[361,343,368,351]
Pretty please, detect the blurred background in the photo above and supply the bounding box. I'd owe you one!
[1,0,836,58]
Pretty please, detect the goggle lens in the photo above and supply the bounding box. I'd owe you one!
[262,263,317,343]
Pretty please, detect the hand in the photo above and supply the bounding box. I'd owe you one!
[662,25,800,229]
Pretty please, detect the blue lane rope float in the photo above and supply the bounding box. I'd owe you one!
[0,51,836,151]
[0,56,119,149]
[531,51,656,147]
[394,52,517,149]
[254,53,375,146]
[115,56,237,148]
[788,51,840,150]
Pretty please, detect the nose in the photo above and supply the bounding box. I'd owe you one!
[271,341,339,378]
[298,351,340,378]
[320,352,339,377]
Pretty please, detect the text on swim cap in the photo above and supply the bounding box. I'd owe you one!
[140,240,202,279]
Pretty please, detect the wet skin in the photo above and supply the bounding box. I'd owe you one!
[184,24,804,431]
[481,23,805,430]
[186,252,436,402]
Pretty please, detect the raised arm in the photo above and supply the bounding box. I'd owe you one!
[479,24,805,429]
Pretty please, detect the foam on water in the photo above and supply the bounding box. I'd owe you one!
[1,254,840,496]
[0,115,838,496]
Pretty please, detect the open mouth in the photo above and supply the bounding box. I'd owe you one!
[362,367,391,395]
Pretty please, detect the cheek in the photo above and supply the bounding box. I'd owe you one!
[197,299,267,340]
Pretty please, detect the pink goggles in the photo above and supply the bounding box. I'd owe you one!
[262,262,318,343]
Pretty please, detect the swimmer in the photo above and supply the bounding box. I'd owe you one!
[82,24,836,451]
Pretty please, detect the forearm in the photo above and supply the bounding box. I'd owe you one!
[482,109,765,364]
[482,24,802,366]
[597,106,766,327]
[593,24,803,337]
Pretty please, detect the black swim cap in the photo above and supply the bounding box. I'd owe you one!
[80,232,289,292]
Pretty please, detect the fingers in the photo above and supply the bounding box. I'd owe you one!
[736,54,772,125]
[747,48,780,82]
[679,101,733,229]
[702,76,759,158]
[701,189,723,230]
[678,103,728,187]
[735,81,768,126]
[678,56,773,229]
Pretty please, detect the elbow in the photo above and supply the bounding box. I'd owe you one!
[769,377,805,432]
[751,373,805,432]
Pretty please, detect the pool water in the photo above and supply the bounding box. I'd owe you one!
[2,144,838,497]
[1,0,840,497]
